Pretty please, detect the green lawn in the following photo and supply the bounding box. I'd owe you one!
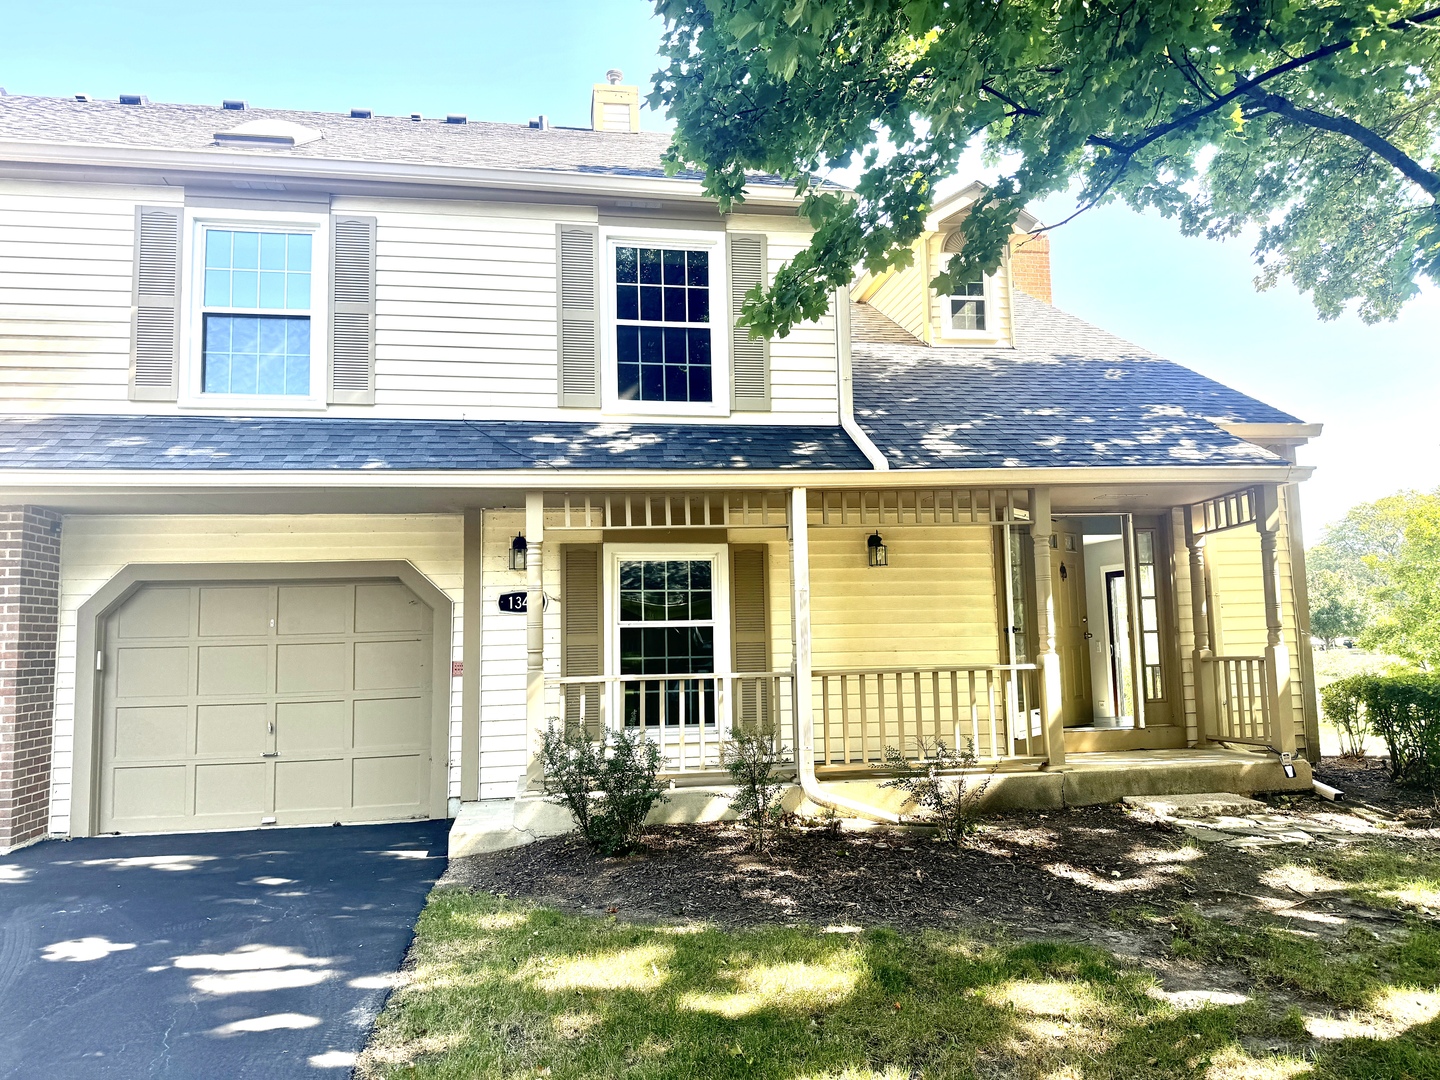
[358,888,1440,1079]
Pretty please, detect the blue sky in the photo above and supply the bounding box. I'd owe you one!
[2,0,1435,542]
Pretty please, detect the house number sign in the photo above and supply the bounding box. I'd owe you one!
[498,591,528,614]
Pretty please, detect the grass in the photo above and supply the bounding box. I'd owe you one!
[357,889,1440,1080]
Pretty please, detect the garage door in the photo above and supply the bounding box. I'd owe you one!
[98,580,435,834]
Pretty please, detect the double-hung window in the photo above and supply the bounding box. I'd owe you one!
[614,246,711,403]
[616,556,720,728]
[200,227,314,396]
[946,276,988,334]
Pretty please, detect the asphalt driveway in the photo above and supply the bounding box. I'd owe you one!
[0,820,448,1078]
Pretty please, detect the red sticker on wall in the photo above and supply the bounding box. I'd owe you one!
[451,661,464,678]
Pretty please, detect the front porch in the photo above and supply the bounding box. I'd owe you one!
[468,477,1317,849]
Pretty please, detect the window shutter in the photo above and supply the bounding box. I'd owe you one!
[730,545,772,732]
[557,224,601,407]
[129,206,182,402]
[728,233,770,412]
[561,544,604,739]
[329,214,378,405]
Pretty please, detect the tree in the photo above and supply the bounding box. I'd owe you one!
[651,1,1440,338]
[1363,492,1440,670]
[1308,572,1367,649]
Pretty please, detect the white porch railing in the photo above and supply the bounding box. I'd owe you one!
[812,664,1040,767]
[547,672,796,773]
[1204,655,1273,747]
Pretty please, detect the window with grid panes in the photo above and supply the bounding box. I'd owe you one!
[1136,529,1165,699]
[618,559,717,726]
[947,277,987,332]
[614,247,711,403]
[200,228,314,395]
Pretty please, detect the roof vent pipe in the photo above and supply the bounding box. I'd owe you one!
[606,69,623,84]
[529,115,549,130]
[222,99,247,110]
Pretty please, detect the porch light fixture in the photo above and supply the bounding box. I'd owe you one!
[867,531,888,567]
[509,533,528,572]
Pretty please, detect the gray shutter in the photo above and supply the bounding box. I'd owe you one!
[730,545,771,731]
[557,224,601,407]
[561,545,604,739]
[329,215,377,405]
[129,206,182,402]
[728,233,770,411]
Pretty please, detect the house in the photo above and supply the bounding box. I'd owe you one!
[0,79,1320,855]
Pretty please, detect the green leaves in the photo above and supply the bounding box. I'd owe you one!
[651,0,1440,334]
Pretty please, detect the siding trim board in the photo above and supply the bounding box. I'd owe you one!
[68,559,453,837]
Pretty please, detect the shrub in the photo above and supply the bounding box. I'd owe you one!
[877,738,997,847]
[1322,673,1440,789]
[1320,676,1368,758]
[722,728,789,854]
[538,722,668,855]
[1362,674,1440,789]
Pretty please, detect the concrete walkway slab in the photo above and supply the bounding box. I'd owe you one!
[0,820,447,1079]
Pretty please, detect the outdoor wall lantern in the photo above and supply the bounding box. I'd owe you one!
[867,530,888,567]
[509,533,529,572]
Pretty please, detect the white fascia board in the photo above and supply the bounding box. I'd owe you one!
[0,139,809,208]
[0,463,1314,493]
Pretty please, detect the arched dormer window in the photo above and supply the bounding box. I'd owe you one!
[939,229,996,338]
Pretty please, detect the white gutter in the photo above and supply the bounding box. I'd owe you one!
[833,287,889,471]
[0,462,1313,493]
[0,138,810,208]
[789,486,900,824]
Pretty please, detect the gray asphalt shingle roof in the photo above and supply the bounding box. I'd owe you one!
[851,293,1301,469]
[0,94,775,184]
[0,416,871,472]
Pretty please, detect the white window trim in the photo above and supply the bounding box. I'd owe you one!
[603,542,733,733]
[938,270,1000,342]
[179,206,331,411]
[598,226,731,418]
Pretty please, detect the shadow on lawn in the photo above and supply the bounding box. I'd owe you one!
[357,890,1440,1080]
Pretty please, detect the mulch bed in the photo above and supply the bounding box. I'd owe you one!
[1313,756,1439,820]
[442,806,1195,933]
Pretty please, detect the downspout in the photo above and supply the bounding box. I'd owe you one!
[789,485,900,823]
[835,288,889,471]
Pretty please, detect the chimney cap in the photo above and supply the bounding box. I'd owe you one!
[606,69,624,85]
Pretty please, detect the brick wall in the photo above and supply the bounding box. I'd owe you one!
[0,507,60,851]
[1009,233,1053,304]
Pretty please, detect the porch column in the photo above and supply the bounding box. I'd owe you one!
[1184,514,1214,747]
[460,508,482,803]
[1030,488,1065,768]
[523,491,547,789]
[788,487,814,777]
[1257,486,1298,757]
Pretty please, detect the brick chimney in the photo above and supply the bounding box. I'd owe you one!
[1008,232,1052,304]
[591,69,640,133]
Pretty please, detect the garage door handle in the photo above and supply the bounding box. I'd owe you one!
[261,752,279,758]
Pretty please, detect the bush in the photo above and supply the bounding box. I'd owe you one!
[1323,674,1440,789]
[722,728,789,854]
[1320,676,1368,758]
[538,722,668,855]
[877,738,997,847]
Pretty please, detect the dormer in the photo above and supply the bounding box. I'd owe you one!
[851,182,1052,347]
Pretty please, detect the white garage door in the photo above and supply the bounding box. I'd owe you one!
[98,580,435,834]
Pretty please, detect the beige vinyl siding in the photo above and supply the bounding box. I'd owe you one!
[0,185,840,423]
[0,179,158,406]
[50,514,465,835]
[865,247,928,341]
[730,216,841,418]
[807,523,1000,671]
[1204,511,1309,755]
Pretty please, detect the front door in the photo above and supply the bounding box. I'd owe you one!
[1051,525,1094,726]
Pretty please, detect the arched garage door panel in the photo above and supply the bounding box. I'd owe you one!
[100,580,434,834]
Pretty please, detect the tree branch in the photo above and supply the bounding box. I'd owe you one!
[1243,88,1440,197]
